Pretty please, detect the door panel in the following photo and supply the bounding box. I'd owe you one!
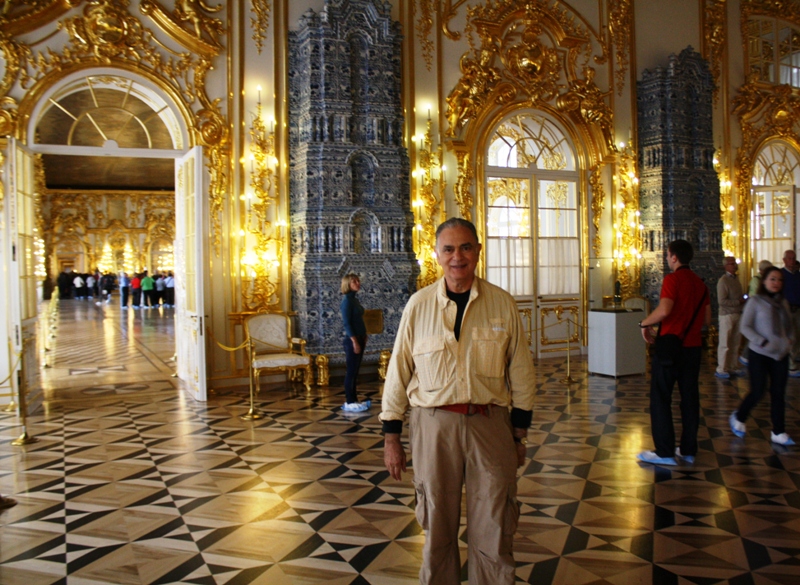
[174,146,207,401]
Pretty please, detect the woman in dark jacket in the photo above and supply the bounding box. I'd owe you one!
[731,266,796,445]
[340,273,370,412]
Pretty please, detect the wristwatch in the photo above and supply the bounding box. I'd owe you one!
[638,321,648,328]
[513,436,529,445]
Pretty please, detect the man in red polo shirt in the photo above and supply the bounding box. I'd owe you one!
[638,239,711,466]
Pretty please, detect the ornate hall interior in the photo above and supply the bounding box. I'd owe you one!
[3,0,800,583]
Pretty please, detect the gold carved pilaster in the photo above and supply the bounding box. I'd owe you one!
[614,145,641,297]
[413,116,445,288]
[589,164,605,258]
[453,152,473,221]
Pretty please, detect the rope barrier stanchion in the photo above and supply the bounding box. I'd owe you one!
[560,317,577,385]
[12,340,39,446]
[207,328,263,421]
[240,337,266,421]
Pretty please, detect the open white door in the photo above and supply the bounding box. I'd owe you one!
[174,146,208,401]
[4,138,41,413]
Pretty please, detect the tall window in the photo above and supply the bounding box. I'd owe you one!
[747,17,800,87]
[485,114,579,298]
[751,141,800,264]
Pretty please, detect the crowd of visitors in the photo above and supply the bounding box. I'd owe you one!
[55,268,176,309]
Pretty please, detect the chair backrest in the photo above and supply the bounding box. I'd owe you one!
[246,313,290,353]
[623,296,649,313]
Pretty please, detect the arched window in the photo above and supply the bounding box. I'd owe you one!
[485,114,579,298]
[746,17,800,87]
[751,141,800,263]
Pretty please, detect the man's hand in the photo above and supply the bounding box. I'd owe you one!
[384,433,407,480]
[515,441,526,467]
[641,325,655,344]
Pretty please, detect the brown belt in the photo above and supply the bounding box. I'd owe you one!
[437,403,491,416]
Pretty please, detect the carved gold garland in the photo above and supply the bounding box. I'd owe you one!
[608,0,632,96]
[250,0,271,55]
[702,0,727,102]
[0,0,230,256]
[413,116,445,288]
[415,0,435,72]
[589,163,605,257]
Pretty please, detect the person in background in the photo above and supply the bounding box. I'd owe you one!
[780,250,800,377]
[119,272,130,308]
[740,260,773,366]
[339,273,370,412]
[155,273,166,306]
[716,256,746,379]
[731,266,796,446]
[164,272,175,307]
[638,239,711,466]
[73,272,85,300]
[140,271,155,308]
[131,272,142,309]
[85,272,96,299]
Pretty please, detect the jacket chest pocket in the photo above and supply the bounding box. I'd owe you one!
[412,336,446,391]
[471,327,509,378]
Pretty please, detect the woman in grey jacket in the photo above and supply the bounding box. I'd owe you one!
[731,266,796,445]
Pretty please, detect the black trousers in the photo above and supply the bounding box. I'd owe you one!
[120,286,129,307]
[737,349,789,434]
[343,336,366,404]
[650,346,702,458]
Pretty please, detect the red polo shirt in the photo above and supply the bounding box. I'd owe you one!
[659,266,709,347]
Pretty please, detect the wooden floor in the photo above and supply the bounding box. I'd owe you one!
[2,298,800,584]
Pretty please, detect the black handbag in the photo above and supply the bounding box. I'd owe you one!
[654,288,708,365]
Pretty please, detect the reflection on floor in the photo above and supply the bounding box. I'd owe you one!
[2,299,800,584]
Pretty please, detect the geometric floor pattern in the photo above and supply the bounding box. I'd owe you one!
[2,301,800,583]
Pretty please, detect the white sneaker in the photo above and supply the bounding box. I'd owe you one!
[729,412,746,438]
[675,448,695,464]
[771,432,796,446]
[341,401,371,412]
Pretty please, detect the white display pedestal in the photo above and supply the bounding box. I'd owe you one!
[588,309,646,377]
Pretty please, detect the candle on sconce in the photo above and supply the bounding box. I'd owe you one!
[257,85,262,105]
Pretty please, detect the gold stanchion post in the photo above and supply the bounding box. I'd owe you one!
[240,338,265,421]
[560,318,577,385]
[12,346,39,446]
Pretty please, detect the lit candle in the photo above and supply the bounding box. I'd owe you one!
[257,85,262,105]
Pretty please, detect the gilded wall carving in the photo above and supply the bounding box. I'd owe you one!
[43,189,175,274]
[589,163,605,257]
[0,0,230,255]
[608,0,632,96]
[415,0,435,71]
[250,0,271,54]
[702,0,727,101]
[445,0,612,224]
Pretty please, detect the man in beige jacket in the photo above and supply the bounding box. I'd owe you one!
[716,256,745,379]
[380,217,535,585]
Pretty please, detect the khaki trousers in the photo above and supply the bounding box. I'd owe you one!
[410,406,519,585]
[717,313,741,374]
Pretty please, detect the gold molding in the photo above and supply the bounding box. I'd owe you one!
[0,0,74,38]
[441,0,468,41]
[539,305,579,346]
[613,144,641,297]
[250,0,271,55]
[413,115,445,287]
[140,0,224,56]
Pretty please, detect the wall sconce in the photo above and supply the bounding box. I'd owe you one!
[33,228,46,279]
[412,107,446,288]
[242,86,283,311]
[613,142,642,297]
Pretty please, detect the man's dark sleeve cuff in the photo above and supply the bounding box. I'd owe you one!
[382,420,403,434]
[510,407,532,429]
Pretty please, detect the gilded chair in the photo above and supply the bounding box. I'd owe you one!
[245,313,313,392]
